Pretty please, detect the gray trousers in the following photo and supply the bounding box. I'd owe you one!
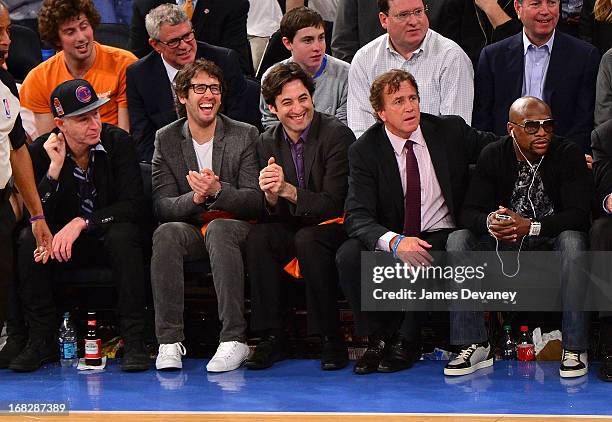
[447,229,589,350]
[151,219,251,344]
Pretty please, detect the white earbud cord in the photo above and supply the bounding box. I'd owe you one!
[490,136,544,278]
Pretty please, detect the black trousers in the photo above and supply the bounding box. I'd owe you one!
[17,222,146,341]
[0,187,14,324]
[336,229,453,339]
[247,222,347,337]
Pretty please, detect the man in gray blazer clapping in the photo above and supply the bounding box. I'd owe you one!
[151,59,261,374]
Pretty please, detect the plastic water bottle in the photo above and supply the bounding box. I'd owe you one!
[59,312,78,367]
[517,325,535,361]
[502,325,516,360]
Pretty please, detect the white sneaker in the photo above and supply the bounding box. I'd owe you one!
[559,349,588,378]
[444,342,494,376]
[156,342,186,371]
[206,341,250,372]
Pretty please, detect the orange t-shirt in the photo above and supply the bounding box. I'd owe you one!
[20,42,137,125]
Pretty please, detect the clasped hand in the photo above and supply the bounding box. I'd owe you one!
[187,168,221,204]
[259,157,285,205]
[487,206,531,242]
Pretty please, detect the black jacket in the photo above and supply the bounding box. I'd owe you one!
[28,124,146,230]
[473,30,600,152]
[460,135,593,237]
[344,114,497,250]
[256,112,355,226]
[436,0,520,67]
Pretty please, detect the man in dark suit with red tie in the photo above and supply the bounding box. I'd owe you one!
[336,69,496,375]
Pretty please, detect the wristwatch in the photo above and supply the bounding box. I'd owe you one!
[529,221,541,236]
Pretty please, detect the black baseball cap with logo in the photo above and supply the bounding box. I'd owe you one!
[50,79,110,118]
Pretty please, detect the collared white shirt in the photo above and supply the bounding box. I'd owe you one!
[247,0,282,37]
[522,30,555,100]
[0,81,20,190]
[161,55,180,85]
[348,30,474,139]
[376,125,455,251]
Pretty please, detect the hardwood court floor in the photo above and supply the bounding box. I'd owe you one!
[1,359,611,419]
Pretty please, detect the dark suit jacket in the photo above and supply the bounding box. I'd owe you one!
[592,119,612,214]
[436,0,520,67]
[460,135,593,237]
[28,124,145,230]
[256,111,355,226]
[152,114,261,225]
[128,0,251,73]
[331,0,384,63]
[473,30,600,151]
[344,114,497,251]
[126,41,249,162]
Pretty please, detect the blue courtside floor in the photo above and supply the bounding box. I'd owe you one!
[1,358,612,417]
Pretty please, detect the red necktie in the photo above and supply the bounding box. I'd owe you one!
[403,140,421,237]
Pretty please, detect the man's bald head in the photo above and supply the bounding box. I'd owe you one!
[507,96,553,161]
[508,96,551,123]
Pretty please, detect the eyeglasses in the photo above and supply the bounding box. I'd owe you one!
[509,119,555,134]
[157,30,195,49]
[386,6,428,22]
[190,83,222,95]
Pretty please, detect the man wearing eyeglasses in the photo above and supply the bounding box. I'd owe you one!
[151,58,261,373]
[447,96,592,377]
[128,0,251,74]
[127,3,250,163]
[472,0,599,152]
[347,0,474,138]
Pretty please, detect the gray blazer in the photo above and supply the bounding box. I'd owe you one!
[152,114,262,224]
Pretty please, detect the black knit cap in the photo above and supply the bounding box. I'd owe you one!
[50,79,110,118]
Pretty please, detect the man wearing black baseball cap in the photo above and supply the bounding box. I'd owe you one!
[9,79,150,372]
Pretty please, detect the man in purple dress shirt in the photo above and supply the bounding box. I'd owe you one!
[245,62,356,371]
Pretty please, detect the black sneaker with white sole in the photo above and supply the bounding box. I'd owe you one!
[444,341,494,376]
[559,349,588,378]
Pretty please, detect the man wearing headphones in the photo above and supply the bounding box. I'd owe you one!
[446,96,593,378]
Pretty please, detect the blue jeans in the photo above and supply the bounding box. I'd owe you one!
[447,229,589,350]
